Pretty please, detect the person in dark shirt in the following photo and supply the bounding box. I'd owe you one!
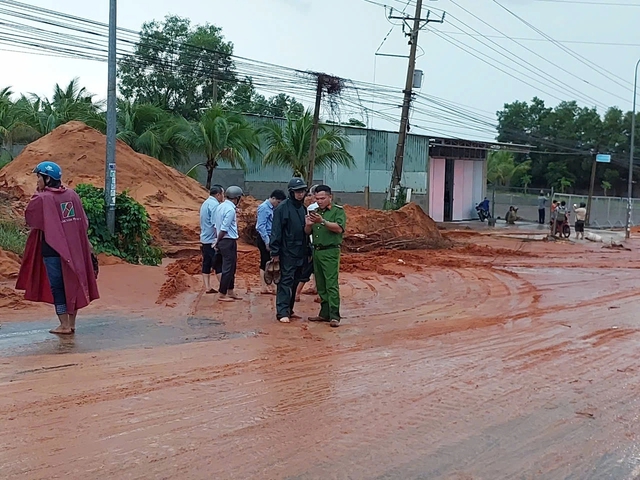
[269,178,310,323]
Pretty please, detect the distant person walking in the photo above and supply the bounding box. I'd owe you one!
[573,202,587,240]
[256,189,286,294]
[214,186,244,302]
[270,177,310,323]
[537,191,547,224]
[306,185,346,328]
[16,161,99,335]
[200,184,224,294]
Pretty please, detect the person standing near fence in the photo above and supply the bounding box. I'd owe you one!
[573,202,587,240]
[537,191,547,224]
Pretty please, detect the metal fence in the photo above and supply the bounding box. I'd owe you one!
[552,194,638,228]
[489,186,638,228]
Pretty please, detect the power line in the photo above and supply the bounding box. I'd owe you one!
[437,31,640,47]
[445,2,628,106]
[491,0,635,92]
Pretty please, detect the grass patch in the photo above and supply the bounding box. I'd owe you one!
[0,220,27,256]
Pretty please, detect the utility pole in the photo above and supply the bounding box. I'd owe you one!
[104,0,117,235]
[389,2,444,202]
[306,74,325,187]
[212,77,218,105]
[586,149,597,226]
[626,58,640,239]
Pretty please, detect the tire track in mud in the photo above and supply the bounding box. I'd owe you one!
[4,248,640,478]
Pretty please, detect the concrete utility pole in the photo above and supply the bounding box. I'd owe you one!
[306,74,325,188]
[104,0,117,235]
[586,149,597,226]
[625,58,640,239]
[389,2,444,202]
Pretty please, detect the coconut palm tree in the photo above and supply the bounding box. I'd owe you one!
[260,111,354,182]
[18,78,105,135]
[116,100,191,167]
[184,105,261,189]
[487,150,531,187]
[0,88,39,160]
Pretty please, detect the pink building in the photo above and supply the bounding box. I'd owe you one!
[428,138,530,222]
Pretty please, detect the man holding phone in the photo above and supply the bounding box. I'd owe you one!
[305,185,346,328]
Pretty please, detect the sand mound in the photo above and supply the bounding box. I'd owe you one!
[156,247,261,303]
[344,203,448,251]
[0,122,208,248]
[0,247,21,280]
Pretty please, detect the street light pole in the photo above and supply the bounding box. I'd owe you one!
[625,58,640,240]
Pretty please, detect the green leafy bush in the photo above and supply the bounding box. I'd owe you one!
[75,184,162,265]
[0,220,27,255]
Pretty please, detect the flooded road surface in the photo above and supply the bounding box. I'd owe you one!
[2,238,640,479]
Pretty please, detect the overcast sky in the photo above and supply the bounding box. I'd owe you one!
[2,0,639,141]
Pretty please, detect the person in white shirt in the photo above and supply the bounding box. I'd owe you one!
[214,186,243,302]
[573,202,587,240]
[199,185,224,294]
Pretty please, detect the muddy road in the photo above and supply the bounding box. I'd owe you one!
[2,235,640,479]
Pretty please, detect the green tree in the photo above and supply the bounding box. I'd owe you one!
[520,173,532,193]
[225,79,304,118]
[487,150,531,187]
[261,111,354,180]
[0,87,23,154]
[601,180,612,196]
[18,78,104,135]
[116,100,191,166]
[184,105,261,189]
[558,177,573,193]
[118,15,235,120]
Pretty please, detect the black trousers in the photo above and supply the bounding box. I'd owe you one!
[275,256,307,320]
[538,208,546,224]
[257,236,270,271]
[217,238,237,295]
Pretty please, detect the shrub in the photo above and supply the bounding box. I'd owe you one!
[0,220,27,255]
[75,184,162,265]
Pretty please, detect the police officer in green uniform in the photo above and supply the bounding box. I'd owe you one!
[305,185,346,328]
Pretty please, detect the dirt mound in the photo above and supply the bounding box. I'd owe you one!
[156,247,261,303]
[343,203,449,251]
[0,286,31,309]
[237,196,264,245]
[0,122,208,248]
[0,247,21,280]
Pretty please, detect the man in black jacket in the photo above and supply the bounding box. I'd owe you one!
[270,177,310,323]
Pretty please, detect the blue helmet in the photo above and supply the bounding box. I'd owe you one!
[33,161,62,181]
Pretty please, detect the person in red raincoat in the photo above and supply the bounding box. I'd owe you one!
[16,161,99,335]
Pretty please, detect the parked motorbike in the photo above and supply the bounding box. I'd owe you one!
[476,202,491,222]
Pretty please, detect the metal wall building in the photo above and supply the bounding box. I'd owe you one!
[183,117,524,221]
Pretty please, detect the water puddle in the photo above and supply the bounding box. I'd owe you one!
[0,316,259,357]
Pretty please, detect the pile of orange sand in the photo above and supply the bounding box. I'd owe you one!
[343,203,448,251]
[0,122,208,248]
[0,247,21,281]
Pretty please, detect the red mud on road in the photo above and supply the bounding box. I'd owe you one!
[2,234,640,478]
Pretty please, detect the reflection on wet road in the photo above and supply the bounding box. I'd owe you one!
[0,316,258,357]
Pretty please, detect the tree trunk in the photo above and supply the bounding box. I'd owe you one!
[205,166,214,190]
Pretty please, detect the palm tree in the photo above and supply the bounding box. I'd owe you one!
[116,100,191,167]
[18,78,105,135]
[260,111,354,182]
[0,87,39,158]
[184,105,261,189]
[487,150,531,187]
